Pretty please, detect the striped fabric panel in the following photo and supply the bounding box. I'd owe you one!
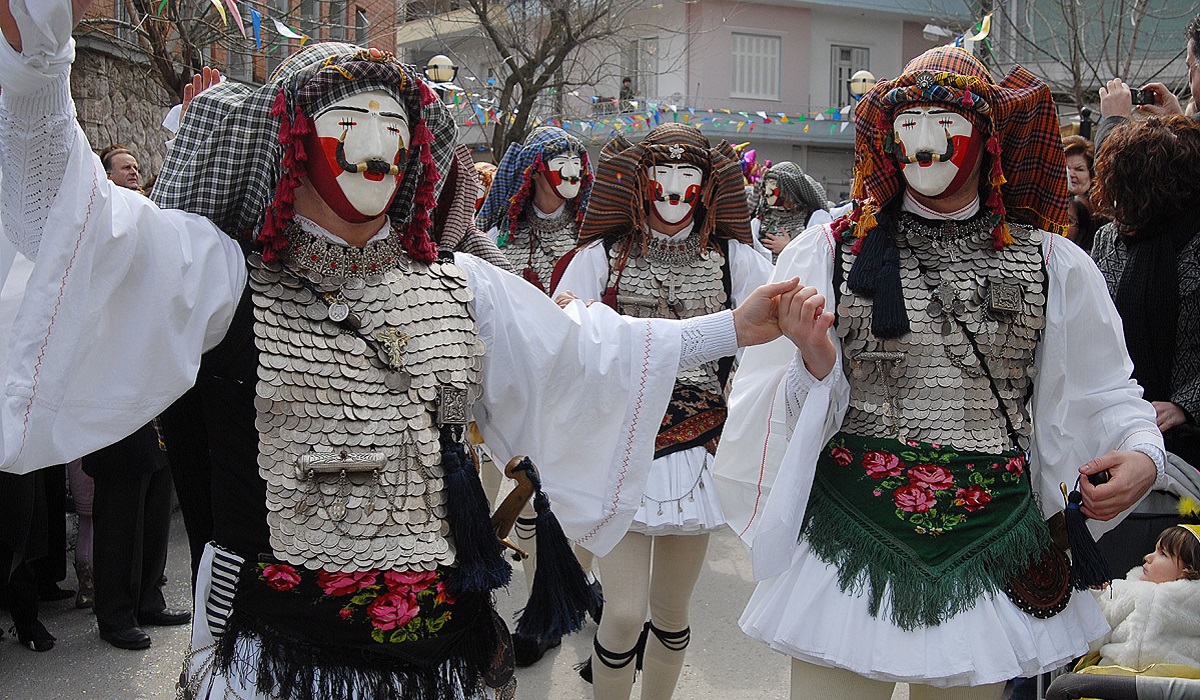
[206,546,245,639]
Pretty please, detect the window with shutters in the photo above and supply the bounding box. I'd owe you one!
[731,33,781,100]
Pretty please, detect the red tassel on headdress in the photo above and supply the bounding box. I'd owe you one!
[962,89,974,107]
[399,119,441,264]
[260,90,305,263]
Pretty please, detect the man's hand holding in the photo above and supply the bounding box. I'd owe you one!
[1099,78,1134,120]
[1138,82,1184,117]
[732,277,801,347]
[778,284,837,380]
[1078,450,1157,521]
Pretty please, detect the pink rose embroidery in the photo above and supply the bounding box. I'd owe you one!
[262,564,301,592]
[434,581,457,606]
[316,570,379,597]
[1005,456,1025,476]
[367,590,420,631]
[954,485,992,512]
[384,570,438,593]
[339,607,353,620]
[830,446,853,467]
[908,464,955,492]
[894,484,937,513]
[862,451,904,479]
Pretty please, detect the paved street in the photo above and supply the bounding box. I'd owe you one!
[0,510,923,699]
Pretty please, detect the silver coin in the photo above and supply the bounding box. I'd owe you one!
[329,303,350,323]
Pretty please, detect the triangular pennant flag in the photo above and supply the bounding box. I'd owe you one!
[250,7,262,50]
[224,1,246,38]
[209,0,227,25]
[272,18,304,39]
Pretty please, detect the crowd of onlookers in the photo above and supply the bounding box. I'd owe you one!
[0,144,192,654]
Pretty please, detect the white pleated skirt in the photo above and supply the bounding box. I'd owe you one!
[628,446,726,536]
[740,540,1110,688]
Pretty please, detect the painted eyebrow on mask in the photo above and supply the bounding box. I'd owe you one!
[897,108,957,116]
[315,105,408,121]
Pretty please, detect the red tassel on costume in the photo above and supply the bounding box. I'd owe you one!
[962,89,974,107]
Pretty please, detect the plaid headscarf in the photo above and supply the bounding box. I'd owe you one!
[577,123,752,254]
[754,161,828,219]
[434,145,514,272]
[842,46,1068,246]
[152,42,457,263]
[475,126,593,241]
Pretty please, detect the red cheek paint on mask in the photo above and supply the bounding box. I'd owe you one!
[932,132,982,199]
[300,130,375,223]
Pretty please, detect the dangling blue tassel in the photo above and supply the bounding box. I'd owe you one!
[440,425,512,594]
[514,460,600,640]
[1065,486,1111,590]
[847,221,888,295]
[870,230,910,339]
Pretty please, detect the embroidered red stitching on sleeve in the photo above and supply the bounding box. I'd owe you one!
[16,174,99,462]
[738,398,776,538]
[580,320,653,544]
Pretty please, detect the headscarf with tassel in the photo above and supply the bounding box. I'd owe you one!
[152,43,458,265]
[833,46,1068,338]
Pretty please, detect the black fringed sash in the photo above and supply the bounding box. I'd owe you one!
[215,562,500,700]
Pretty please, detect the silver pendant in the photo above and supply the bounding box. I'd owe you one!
[329,303,350,323]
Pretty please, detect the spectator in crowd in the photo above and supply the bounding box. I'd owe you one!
[1063,134,1095,196]
[1091,115,1200,470]
[84,422,190,650]
[65,457,94,608]
[1068,195,1101,254]
[1096,13,1200,148]
[99,143,140,191]
[90,147,192,647]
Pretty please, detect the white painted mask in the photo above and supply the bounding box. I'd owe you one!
[763,175,780,207]
[892,106,980,198]
[310,90,410,219]
[542,153,584,200]
[647,163,703,225]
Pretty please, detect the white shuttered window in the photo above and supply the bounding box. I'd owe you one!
[731,33,781,100]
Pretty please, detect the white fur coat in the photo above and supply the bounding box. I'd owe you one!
[1089,568,1200,669]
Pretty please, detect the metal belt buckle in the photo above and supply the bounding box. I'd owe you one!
[296,450,386,479]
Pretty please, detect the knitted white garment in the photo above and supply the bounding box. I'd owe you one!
[678,309,737,370]
[0,69,77,261]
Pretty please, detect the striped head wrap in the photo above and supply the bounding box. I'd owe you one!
[433,145,514,272]
[577,123,752,255]
[152,42,457,264]
[839,46,1068,249]
[475,126,593,243]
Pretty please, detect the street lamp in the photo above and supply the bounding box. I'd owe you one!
[424,54,458,84]
[848,70,877,100]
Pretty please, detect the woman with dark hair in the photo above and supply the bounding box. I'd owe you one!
[1091,115,1200,469]
[1068,195,1100,253]
[1063,134,1095,196]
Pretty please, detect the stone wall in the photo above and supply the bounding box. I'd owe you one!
[70,46,175,180]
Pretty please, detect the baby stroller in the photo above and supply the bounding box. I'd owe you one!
[1039,454,1200,700]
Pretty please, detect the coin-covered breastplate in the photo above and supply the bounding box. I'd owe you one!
[837,214,1047,453]
[501,208,578,293]
[247,236,485,573]
[760,207,809,239]
[610,233,728,394]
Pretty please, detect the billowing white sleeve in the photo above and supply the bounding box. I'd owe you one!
[713,225,849,580]
[1030,235,1164,535]
[0,3,247,473]
[460,253,683,557]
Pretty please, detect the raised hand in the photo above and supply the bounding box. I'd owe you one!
[778,284,836,380]
[181,66,221,121]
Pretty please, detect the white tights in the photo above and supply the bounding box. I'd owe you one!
[591,531,710,700]
[789,661,1006,700]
